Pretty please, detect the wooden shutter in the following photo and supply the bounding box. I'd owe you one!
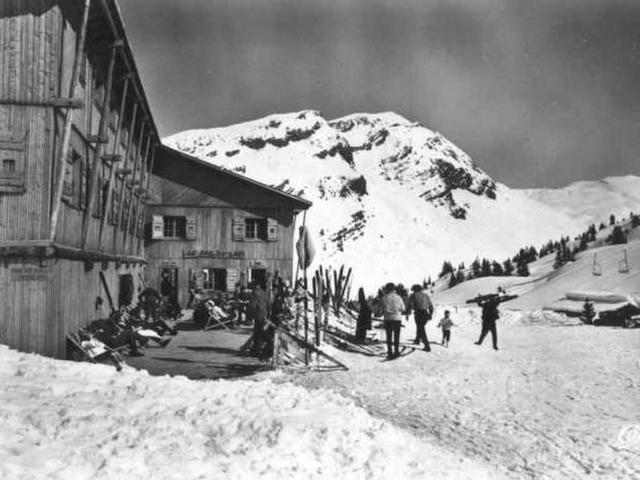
[267,218,278,242]
[226,268,239,292]
[232,216,245,241]
[151,214,164,239]
[186,216,197,240]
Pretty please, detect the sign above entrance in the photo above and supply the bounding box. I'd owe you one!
[182,249,246,260]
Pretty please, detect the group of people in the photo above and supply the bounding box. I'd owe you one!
[78,294,178,359]
[356,282,510,360]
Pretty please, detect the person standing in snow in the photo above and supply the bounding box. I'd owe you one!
[471,289,517,351]
[406,284,434,351]
[382,282,405,359]
[355,287,372,344]
[248,282,270,357]
[437,310,456,347]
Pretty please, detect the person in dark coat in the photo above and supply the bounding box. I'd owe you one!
[407,284,434,351]
[355,287,372,344]
[248,282,270,357]
[473,289,516,350]
[139,286,161,322]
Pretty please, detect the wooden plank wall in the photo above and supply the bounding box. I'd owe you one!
[0,2,60,241]
[54,7,146,256]
[0,257,144,358]
[145,205,296,302]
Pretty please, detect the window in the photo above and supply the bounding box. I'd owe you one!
[163,216,187,238]
[2,159,16,172]
[0,133,27,193]
[62,149,88,209]
[245,218,268,240]
[202,268,227,291]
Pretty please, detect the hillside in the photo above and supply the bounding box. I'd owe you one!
[524,175,640,226]
[433,235,640,311]
[165,111,591,292]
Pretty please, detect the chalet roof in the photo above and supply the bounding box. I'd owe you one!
[153,144,312,211]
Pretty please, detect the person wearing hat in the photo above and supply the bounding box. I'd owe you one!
[407,284,434,351]
[381,282,405,359]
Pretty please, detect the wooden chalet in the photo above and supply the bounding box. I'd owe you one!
[146,145,311,304]
[0,0,162,358]
[0,1,312,359]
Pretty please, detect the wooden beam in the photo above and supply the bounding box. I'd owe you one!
[98,78,130,245]
[81,44,118,249]
[112,102,139,252]
[0,97,84,109]
[49,0,92,241]
[122,133,150,254]
[86,135,109,144]
[135,146,157,255]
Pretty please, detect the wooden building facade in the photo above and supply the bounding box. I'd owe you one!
[145,146,311,304]
[0,1,161,358]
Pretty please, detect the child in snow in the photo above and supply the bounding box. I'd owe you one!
[437,310,455,347]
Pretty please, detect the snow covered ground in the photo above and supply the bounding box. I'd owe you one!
[281,307,640,479]
[0,344,501,480]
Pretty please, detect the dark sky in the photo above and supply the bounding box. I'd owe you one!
[118,0,640,188]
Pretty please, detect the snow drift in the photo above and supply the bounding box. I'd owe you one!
[0,345,501,480]
[165,111,592,292]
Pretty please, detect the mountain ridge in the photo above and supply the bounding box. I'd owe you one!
[163,110,636,291]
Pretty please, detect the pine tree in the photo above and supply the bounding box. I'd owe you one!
[611,226,627,245]
[516,260,530,276]
[492,261,504,276]
[582,301,595,323]
[471,258,481,278]
[503,259,514,276]
[553,250,563,269]
[448,273,458,289]
[455,268,465,284]
[480,258,491,277]
[609,214,616,225]
[439,261,454,279]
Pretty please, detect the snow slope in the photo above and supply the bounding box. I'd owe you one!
[524,175,640,227]
[165,111,586,292]
[0,345,501,480]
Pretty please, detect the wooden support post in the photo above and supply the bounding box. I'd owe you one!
[98,78,130,245]
[122,133,150,255]
[81,44,118,249]
[49,0,91,241]
[135,146,157,255]
[112,103,138,252]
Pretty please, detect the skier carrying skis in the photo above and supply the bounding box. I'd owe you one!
[469,288,518,350]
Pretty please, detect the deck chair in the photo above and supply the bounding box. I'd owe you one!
[67,331,126,371]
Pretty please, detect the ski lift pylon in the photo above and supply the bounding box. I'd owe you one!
[592,253,602,276]
[618,249,629,274]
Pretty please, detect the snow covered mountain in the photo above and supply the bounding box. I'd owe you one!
[164,110,590,292]
[524,175,640,227]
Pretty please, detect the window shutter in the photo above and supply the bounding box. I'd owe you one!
[186,216,197,240]
[232,217,245,241]
[226,268,239,292]
[267,218,278,242]
[152,214,164,239]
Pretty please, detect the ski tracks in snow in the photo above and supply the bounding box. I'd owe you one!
[279,321,640,479]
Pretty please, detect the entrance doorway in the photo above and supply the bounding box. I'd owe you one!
[250,268,266,289]
[160,267,179,304]
[118,274,134,307]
